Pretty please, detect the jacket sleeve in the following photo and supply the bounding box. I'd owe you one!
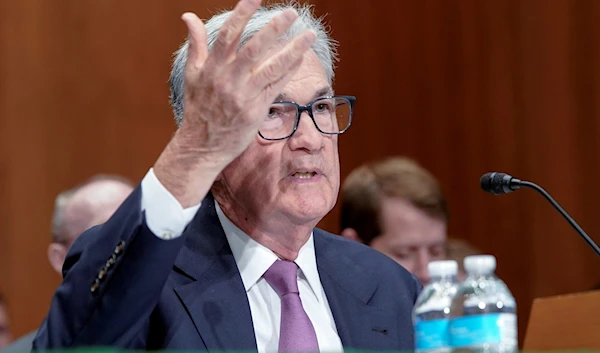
[33,185,187,349]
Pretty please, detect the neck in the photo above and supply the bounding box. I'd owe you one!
[252,228,313,261]
[214,197,316,261]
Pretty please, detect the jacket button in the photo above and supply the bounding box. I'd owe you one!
[114,240,126,255]
[98,267,108,280]
[91,279,100,293]
[106,254,117,268]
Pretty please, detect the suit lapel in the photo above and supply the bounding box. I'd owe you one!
[169,198,399,351]
[172,195,257,351]
[315,230,399,350]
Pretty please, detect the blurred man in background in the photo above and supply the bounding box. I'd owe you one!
[340,157,449,284]
[0,293,12,349]
[47,175,134,274]
[3,175,133,352]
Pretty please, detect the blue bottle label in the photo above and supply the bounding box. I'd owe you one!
[449,313,517,347]
[415,319,449,350]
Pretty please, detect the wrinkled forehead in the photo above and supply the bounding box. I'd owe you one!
[273,50,332,103]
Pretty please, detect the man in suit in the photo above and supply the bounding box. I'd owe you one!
[33,1,421,352]
[3,176,132,352]
[340,157,449,284]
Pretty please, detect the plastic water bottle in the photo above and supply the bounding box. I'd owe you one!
[449,255,517,353]
[413,260,459,353]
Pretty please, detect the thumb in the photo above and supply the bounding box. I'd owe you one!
[182,12,209,72]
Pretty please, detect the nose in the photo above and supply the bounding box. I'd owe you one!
[288,111,324,152]
[414,250,432,285]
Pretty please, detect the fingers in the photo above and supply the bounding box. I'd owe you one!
[233,8,298,74]
[262,55,304,100]
[210,0,262,63]
[251,30,317,92]
[182,13,209,72]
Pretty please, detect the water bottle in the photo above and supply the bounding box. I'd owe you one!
[413,260,459,353]
[449,255,517,353]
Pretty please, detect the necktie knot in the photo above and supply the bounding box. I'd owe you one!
[263,260,299,296]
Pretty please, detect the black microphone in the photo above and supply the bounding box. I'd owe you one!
[480,172,600,258]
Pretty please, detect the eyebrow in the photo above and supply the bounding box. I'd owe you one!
[274,86,334,103]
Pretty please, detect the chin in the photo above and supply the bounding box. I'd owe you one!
[284,193,333,223]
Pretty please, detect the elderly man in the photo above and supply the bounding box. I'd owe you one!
[47,176,134,274]
[2,175,133,352]
[33,1,421,352]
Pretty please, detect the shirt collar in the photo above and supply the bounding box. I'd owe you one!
[215,200,322,300]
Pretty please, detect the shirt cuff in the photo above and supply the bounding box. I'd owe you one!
[140,168,201,239]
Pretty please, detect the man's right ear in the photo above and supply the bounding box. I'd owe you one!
[340,227,363,243]
[47,243,68,275]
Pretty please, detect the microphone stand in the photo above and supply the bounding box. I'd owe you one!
[519,180,600,258]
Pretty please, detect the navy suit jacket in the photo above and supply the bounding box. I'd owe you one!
[33,186,421,351]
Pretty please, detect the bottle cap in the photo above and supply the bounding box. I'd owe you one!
[428,260,458,277]
[464,255,496,274]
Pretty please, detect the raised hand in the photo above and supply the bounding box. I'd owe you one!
[154,0,317,207]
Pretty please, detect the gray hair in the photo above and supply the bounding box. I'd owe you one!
[169,3,338,126]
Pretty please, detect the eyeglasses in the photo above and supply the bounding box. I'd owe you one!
[258,95,356,141]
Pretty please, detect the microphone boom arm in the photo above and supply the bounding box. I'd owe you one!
[520,180,600,258]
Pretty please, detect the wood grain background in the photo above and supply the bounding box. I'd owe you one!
[1,0,599,345]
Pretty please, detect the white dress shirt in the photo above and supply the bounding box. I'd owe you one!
[140,168,344,353]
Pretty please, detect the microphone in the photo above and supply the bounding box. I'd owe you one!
[480,172,600,258]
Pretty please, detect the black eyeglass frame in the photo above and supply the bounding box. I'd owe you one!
[258,95,356,141]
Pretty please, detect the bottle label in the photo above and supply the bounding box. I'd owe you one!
[415,319,449,350]
[415,297,452,315]
[449,313,517,347]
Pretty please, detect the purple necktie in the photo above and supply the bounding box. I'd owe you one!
[263,260,320,353]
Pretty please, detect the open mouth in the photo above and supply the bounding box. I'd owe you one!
[292,171,318,179]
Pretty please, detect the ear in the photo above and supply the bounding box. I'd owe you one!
[47,243,68,275]
[340,227,362,243]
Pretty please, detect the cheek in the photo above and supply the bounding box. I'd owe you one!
[370,237,393,255]
[222,143,281,191]
[331,137,340,163]
[327,138,341,187]
[432,253,445,261]
[396,259,416,273]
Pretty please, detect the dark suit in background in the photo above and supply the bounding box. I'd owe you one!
[33,188,421,350]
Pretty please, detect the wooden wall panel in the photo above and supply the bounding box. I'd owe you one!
[0,0,238,337]
[1,0,600,346]
[312,0,600,344]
